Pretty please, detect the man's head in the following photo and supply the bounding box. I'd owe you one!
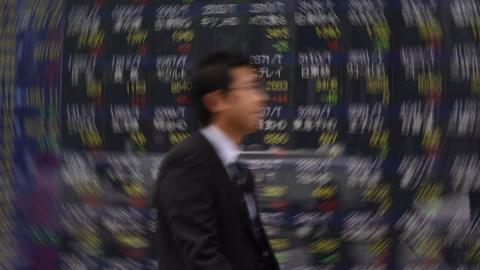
[191,52,269,139]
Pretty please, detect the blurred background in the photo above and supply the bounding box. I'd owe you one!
[1,0,480,269]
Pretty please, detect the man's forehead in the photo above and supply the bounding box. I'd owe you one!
[230,66,260,83]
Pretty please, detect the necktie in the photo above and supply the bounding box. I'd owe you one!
[226,162,277,270]
[227,162,254,192]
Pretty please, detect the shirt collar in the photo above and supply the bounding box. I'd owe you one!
[200,125,240,166]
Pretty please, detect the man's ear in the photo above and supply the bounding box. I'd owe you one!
[202,90,227,114]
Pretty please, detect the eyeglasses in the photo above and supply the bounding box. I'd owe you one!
[227,82,266,92]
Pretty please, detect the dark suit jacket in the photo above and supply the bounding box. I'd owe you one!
[153,132,279,270]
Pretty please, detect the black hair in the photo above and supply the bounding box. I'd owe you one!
[190,51,254,127]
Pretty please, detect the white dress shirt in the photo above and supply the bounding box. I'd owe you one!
[201,125,258,219]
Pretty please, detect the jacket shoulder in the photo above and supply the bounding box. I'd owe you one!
[161,132,214,170]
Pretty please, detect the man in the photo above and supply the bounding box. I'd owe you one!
[153,52,280,270]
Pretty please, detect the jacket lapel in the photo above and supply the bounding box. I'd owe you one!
[196,133,256,239]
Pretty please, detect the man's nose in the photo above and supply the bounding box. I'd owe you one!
[259,90,270,104]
